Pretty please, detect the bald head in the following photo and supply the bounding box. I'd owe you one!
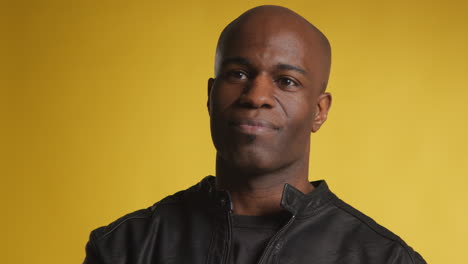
[207,5,333,176]
[215,5,331,91]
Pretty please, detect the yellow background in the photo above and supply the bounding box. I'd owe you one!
[2,0,467,263]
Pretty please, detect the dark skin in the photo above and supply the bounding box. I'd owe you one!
[207,6,332,216]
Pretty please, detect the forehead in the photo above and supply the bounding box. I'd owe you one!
[216,25,325,77]
[227,31,304,62]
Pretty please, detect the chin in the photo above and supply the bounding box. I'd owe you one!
[228,151,279,175]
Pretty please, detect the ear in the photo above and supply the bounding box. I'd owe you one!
[312,92,332,133]
[207,78,215,115]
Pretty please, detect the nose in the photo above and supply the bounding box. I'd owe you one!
[238,74,276,109]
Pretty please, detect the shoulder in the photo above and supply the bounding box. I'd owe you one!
[84,176,215,263]
[327,193,426,264]
[88,176,214,243]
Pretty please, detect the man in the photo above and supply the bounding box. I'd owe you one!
[84,5,426,264]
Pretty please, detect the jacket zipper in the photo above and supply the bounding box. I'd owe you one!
[222,210,233,264]
[256,214,296,264]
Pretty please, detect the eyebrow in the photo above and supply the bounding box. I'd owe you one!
[221,56,253,68]
[276,63,307,75]
[220,57,309,77]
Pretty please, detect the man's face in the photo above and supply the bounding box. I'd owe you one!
[208,24,329,174]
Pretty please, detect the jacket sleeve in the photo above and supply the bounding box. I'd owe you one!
[83,229,104,264]
[394,245,427,264]
[413,251,427,264]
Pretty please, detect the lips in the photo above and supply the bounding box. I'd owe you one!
[228,118,280,135]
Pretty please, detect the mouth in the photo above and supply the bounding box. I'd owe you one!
[228,118,280,135]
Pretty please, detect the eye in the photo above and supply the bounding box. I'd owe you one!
[277,77,299,88]
[225,70,248,81]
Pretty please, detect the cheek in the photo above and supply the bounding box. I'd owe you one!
[281,95,315,132]
[209,83,242,113]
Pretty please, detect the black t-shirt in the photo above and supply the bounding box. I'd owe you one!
[229,212,290,264]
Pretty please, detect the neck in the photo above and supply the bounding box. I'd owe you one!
[215,154,314,216]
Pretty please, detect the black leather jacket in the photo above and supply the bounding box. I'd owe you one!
[84,176,426,264]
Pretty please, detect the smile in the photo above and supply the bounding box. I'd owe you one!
[229,119,279,135]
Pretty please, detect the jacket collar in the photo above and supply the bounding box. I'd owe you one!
[280,180,334,217]
[201,176,335,217]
